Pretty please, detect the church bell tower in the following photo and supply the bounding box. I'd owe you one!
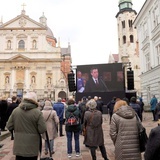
[116,0,141,95]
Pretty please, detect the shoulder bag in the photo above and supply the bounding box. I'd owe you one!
[82,111,94,136]
[135,114,148,152]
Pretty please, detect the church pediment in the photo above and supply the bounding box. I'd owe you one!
[9,54,31,61]
[0,14,46,30]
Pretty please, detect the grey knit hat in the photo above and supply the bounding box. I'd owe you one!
[86,99,97,109]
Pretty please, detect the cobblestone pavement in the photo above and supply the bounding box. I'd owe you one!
[0,112,158,160]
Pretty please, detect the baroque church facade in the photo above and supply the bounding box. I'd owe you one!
[0,9,71,100]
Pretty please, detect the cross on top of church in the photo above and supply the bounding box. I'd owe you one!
[21,3,26,10]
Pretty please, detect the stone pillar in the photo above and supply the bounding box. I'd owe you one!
[25,67,29,90]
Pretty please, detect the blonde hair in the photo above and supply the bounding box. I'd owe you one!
[113,100,128,112]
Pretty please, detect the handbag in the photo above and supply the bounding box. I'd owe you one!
[39,131,53,160]
[82,111,94,137]
[135,114,148,152]
[82,127,86,136]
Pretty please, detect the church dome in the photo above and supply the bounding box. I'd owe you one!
[46,27,54,38]
[119,0,132,3]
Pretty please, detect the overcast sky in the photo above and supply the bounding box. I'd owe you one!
[0,0,146,66]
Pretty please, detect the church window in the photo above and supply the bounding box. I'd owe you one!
[143,22,148,40]
[145,53,150,71]
[60,80,65,87]
[128,20,132,28]
[18,40,25,49]
[122,21,125,28]
[7,40,11,49]
[123,36,126,44]
[130,35,134,43]
[32,40,37,49]
[152,6,159,28]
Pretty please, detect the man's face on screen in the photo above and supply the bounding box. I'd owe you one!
[91,69,98,79]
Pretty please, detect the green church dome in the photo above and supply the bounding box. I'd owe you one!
[119,0,132,4]
[116,0,136,18]
[119,0,132,10]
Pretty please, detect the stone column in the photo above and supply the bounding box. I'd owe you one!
[25,67,29,90]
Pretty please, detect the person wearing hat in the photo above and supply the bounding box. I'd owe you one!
[6,92,47,160]
[42,100,59,155]
[83,99,109,160]
[144,120,160,160]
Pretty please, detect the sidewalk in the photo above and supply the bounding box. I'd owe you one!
[0,112,158,160]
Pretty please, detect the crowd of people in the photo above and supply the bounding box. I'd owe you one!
[0,93,160,160]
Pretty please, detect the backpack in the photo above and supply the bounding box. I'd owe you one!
[65,112,80,126]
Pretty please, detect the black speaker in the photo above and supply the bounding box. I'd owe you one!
[127,70,134,90]
[68,73,76,92]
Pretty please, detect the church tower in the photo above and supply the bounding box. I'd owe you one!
[116,0,141,95]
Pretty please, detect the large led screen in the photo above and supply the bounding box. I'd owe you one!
[76,63,125,103]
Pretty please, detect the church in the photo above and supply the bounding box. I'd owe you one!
[0,7,71,101]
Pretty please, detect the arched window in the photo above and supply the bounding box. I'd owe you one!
[128,20,133,28]
[7,40,11,49]
[32,40,37,49]
[130,35,134,43]
[123,36,126,44]
[18,40,25,49]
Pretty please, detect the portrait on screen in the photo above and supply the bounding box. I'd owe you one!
[76,63,124,93]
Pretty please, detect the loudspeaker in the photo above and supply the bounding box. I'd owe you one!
[127,70,134,90]
[68,73,76,92]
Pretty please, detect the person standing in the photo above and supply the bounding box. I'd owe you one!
[154,101,160,121]
[137,97,144,121]
[42,100,59,155]
[6,96,19,140]
[106,97,116,124]
[6,92,46,160]
[150,95,158,121]
[110,100,142,160]
[78,97,88,134]
[65,98,81,158]
[0,96,8,131]
[53,97,65,136]
[83,99,109,160]
[94,96,103,113]
[144,120,160,160]
[129,96,142,121]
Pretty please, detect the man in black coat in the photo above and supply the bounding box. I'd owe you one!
[144,121,160,160]
[84,67,109,92]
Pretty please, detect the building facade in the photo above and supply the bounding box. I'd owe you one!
[134,0,160,104]
[0,9,71,100]
[116,0,141,95]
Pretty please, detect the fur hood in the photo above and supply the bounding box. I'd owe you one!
[19,98,38,111]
